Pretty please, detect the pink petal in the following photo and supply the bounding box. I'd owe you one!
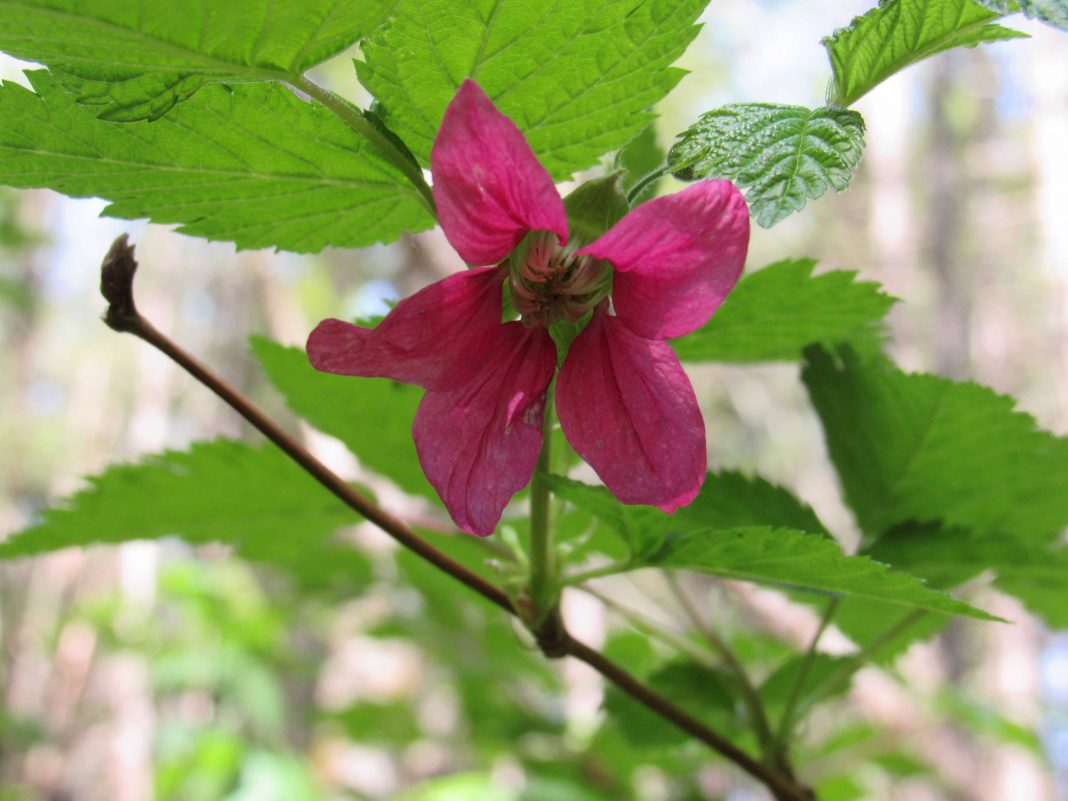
[556,310,706,513]
[431,80,567,266]
[578,180,749,340]
[414,325,556,536]
[307,267,505,392]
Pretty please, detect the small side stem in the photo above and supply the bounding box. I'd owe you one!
[294,76,437,218]
[666,573,779,762]
[774,598,840,763]
[562,560,634,586]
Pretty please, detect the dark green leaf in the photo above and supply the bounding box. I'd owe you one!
[250,337,434,501]
[672,259,895,363]
[802,346,1068,545]
[668,104,866,227]
[823,0,1027,107]
[0,72,431,253]
[0,0,396,120]
[0,440,371,590]
[358,0,705,180]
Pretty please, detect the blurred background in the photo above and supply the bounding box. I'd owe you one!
[1,0,1066,799]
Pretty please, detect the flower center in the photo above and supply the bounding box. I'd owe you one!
[506,232,611,328]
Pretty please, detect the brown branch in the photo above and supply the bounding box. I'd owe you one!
[99,235,814,801]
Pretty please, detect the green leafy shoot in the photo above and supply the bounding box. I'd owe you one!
[803,346,1068,545]
[0,0,397,120]
[547,475,994,620]
[823,0,1027,107]
[972,0,1068,32]
[0,440,371,591]
[668,104,867,227]
[357,0,706,180]
[671,259,895,363]
[0,72,432,253]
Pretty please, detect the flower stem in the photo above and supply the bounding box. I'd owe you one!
[294,76,437,219]
[527,393,557,625]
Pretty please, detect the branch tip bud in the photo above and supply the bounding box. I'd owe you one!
[100,233,141,332]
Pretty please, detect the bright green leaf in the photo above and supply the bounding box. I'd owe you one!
[802,346,1068,545]
[672,259,895,363]
[0,72,432,252]
[250,337,434,501]
[357,0,705,180]
[823,0,1027,107]
[668,104,867,227]
[0,0,396,120]
[0,440,371,590]
[973,0,1068,31]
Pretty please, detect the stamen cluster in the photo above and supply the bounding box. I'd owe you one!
[508,232,609,327]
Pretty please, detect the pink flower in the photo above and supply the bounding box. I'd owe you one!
[308,81,749,536]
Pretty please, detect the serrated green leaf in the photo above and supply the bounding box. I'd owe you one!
[0,72,432,252]
[668,104,867,227]
[973,0,1068,31]
[802,346,1068,545]
[823,0,1027,107]
[0,440,370,590]
[672,259,895,363]
[250,337,434,502]
[650,527,997,620]
[0,0,396,120]
[357,0,705,180]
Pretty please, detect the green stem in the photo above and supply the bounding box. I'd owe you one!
[774,598,840,761]
[626,165,672,205]
[666,573,778,761]
[294,76,437,218]
[527,392,557,623]
[805,610,927,709]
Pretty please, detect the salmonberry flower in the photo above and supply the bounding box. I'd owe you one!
[307,80,749,536]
